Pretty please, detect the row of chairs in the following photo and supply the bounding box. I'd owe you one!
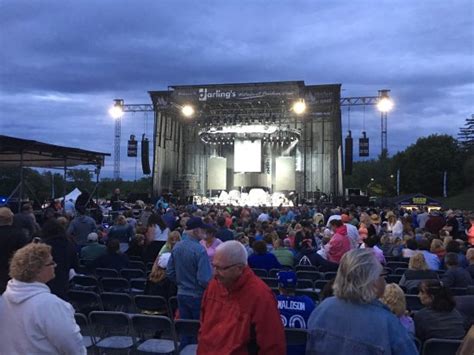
[68,290,178,317]
[75,312,198,354]
[72,275,147,294]
[252,268,338,280]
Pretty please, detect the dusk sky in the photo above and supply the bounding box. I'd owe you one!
[1,1,473,180]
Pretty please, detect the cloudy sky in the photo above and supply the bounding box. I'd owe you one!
[1,1,473,179]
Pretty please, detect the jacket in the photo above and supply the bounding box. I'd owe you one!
[0,225,28,293]
[326,225,351,264]
[441,267,473,288]
[198,267,285,355]
[0,279,85,354]
[306,297,418,355]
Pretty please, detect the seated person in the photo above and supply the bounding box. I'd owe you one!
[80,232,106,265]
[272,239,294,268]
[248,240,282,271]
[92,239,129,271]
[399,253,439,292]
[125,234,146,260]
[380,283,414,334]
[276,271,315,355]
[418,238,441,270]
[414,280,467,341]
[441,252,473,288]
[467,248,474,279]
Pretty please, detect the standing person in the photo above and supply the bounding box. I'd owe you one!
[306,249,418,354]
[0,207,28,293]
[42,219,79,300]
[66,206,97,250]
[144,213,170,262]
[13,203,40,239]
[166,217,212,321]
[198,241,286,355]
[386,211,403,239]
[325,219,351,264]
[107,214,135,253]
[417,207,430,229]
[277,271,315,355]
[158,230,181,256]
[0,243,85,354]
[200,227,222,264]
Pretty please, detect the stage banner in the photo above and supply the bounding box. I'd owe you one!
[275,157,296,191]
[208,157,227,190]
[169,81,304,104]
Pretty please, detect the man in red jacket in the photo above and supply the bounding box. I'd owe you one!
[198,241,285,355]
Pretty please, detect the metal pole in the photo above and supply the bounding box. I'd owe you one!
[114,117,121,179]
[19,151,24,212]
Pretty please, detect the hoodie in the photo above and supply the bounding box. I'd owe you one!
[0,279,85,355]
[326,225,351,264]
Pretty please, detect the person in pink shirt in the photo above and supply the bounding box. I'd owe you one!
[200,227,223,263]
[363,235,386,265]
[326,220,351,264]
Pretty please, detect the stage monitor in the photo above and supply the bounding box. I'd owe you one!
[234,140,261,173]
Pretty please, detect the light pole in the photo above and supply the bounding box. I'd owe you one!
[377,90,393,157]
[109,99,124,179]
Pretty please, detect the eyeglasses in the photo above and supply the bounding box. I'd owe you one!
[212,263,241,272]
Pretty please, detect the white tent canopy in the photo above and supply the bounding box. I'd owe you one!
[63,188,82,202]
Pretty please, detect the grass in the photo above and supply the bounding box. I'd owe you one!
[437,184,474,210]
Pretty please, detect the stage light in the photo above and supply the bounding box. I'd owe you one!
[292,99,306,115]
[182,104,195,117]
[377,97,393,113]
[109,99,124,119]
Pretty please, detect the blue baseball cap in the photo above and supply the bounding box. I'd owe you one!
[277,271,297,288]
[186,216,213,230]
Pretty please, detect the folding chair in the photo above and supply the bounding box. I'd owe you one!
[100,277,130,293]
[269,268,283,278]
[129,256,143,262]
[251,268,268,278]
[296,279,313,290]
[261,277,279,288]
[421,338,462,355]
[129,260,146,271]
[67,290,103,315]
[387,262,408,272]
[95,267,119,278]
[285,328,308,347]
[174,319,200,355]
[89,311,135,352]
[120,268,146,280]
[394,268,408,275]
[405,295,423,311]
[296,271,322,281]
[101,292,134,313]
[131,314,177,354]
[295,265,318,272]
[74,313,94,349]
[130,278,147,294]
[385,274,402,284]
[134,295,170,317]
[71,275,99,292]
[314,280,329,292]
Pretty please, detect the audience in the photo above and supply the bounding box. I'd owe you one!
[248,240,282,271]
[380,283,415,334]
[80,232,107,264]
[107,214,135,253]
[441,252,473,288]
[200,226,222,263]
[399,253,439,292]
[467,248,474,279]
[92,239,129,271]
[272,238,294,268]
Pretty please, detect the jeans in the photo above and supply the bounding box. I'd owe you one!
[177,295,202,349]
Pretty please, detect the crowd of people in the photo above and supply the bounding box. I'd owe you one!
[0,196,473,354]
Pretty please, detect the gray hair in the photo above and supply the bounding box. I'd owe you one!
[215,240,248,265]
[333,249,382,303]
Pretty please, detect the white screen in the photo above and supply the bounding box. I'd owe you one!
[234,140,261,172]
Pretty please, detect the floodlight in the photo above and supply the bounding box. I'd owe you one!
[182,105,195,117]
[292,99,306,115]
[109,99,124,119]
[377,97,394,113]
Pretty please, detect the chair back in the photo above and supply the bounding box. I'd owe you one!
[295,265,318,272]
[251,268,268,278]
[174,319,200,339]
[100,277,130,293]
[95,268,119,278]
[405,295,423,311]
[129,261,146,271]
[421,338,462,355]
[295,289,319,302]
[296,271,322,281]
[130,278,147,294]
[131,314,175,341]
[71,275,100,292]
[296,279,313,290]
[323,272,337,280]
[89,311,132,339]
[67,290,103,314]
[134,295,170,316]
[261,277,278,288]
[120,268,146,280]
[101,292,133,312]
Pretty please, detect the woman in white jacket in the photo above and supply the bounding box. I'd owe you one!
[0,243,85,355]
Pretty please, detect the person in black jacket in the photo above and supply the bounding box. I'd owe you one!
[92,238,129,271]
[0,207,28,293]
[41,219,79,300]
[441,252,473,288]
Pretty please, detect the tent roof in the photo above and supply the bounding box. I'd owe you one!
[0,135,110,168]
[391,193,442,206]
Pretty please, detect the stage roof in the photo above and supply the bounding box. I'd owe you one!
[0,135,110,168]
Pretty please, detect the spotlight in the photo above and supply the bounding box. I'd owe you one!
[292,99,306,115]
[377,97,393,113]
[109,99,124,119]
[181,104,195,117]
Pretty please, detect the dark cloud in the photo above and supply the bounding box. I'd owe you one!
[0,0,472,178]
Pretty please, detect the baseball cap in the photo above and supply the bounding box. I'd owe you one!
[87,232,99,242]
[186,216,213,230]
[277,271,297,288]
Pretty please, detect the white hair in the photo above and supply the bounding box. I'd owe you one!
[216,241,248,265]
[333,248,382,303]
